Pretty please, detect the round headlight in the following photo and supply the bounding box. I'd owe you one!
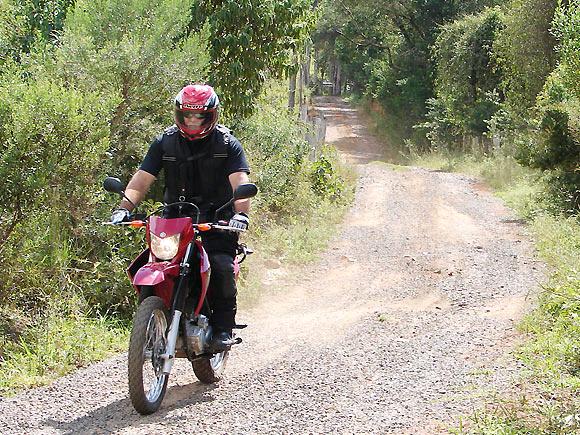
[150,233,180,260]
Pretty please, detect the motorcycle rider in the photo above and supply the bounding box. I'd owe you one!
[111,84,251,352]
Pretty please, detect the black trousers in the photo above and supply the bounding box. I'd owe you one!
[201,231,238,331]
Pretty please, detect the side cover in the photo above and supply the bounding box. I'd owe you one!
[194,240,211,315]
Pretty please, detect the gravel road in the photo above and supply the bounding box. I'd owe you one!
[0,97,545,434]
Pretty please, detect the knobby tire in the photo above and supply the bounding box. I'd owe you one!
[128,296,169,415]
[192,350,229,383]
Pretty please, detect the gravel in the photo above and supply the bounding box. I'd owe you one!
[0,97,545,434]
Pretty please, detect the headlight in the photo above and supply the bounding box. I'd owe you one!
[150,233,180,260]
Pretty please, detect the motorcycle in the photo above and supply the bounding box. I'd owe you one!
[103,176,257,415]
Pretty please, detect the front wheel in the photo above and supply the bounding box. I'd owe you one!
[128,296,169,415]
[192,351,229,383]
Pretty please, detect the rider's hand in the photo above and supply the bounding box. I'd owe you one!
[229,212,249,230]
[110,208,130,224]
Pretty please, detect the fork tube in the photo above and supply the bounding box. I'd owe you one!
[171,242,194,314]
[162,242,195,374]
[162,310,181,374]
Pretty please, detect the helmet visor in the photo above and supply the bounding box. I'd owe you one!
[175,109,211,125]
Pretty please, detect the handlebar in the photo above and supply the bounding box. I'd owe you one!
[102,221,140,226]
[201,224,245,233]
[102,220,246,233]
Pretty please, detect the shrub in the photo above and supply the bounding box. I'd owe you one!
[0,74,118,310]
[493,0,558,117]
[423,7,505,146]
[57,0,209,181]
[237,82,312,218]
[515,2,580,215]
[310,150,345,201]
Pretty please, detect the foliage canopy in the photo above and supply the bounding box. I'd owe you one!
[193,0,313,119]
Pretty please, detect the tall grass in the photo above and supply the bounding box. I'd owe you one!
[0,307,128,395]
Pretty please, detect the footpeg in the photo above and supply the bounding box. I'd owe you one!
[228,337,242,346]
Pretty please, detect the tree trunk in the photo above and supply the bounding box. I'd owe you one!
[288,70,297,110]
[303,40,311,87]
[333,61,341,96]
[313,47,319,93]
[298,64,304,108]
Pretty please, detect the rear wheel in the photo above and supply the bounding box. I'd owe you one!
[128,296,169,415]
[192,351,229,383]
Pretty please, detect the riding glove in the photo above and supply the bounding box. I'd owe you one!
[229,212,249,231]
[110,208,130,224]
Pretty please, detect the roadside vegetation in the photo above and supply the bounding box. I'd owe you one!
[0,0,352,395]
[312,0,578,432]
[0,1,576,430]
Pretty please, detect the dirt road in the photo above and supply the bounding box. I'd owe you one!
[0,97,545,434]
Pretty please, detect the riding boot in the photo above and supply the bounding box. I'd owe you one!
[209,328,233,352]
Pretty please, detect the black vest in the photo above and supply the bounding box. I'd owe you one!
[160,124,234,221]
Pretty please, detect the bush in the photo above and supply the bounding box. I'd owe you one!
[237,82,312,218]
[310,150,345,201]
[0,74,118,309]
[426,7,505,144]
[514,2,580,215]
[493,0,558,117]
[57,0,209,180]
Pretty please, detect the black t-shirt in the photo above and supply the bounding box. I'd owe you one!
[140,127,250,178]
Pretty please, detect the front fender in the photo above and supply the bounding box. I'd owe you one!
[133,262,180,286]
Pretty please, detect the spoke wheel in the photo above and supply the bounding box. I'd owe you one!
[128,296,169,415]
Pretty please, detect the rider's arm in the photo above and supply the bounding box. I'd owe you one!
[229,171,251,214]
[119,170,157,211]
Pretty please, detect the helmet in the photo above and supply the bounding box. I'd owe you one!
[174,84,219,141]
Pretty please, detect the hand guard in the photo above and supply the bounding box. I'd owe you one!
[110,208,130,224]
[228,212,249,231]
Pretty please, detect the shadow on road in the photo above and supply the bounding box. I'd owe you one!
[43,382,217,434]
[311,96,404,165]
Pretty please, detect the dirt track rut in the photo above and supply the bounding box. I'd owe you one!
[0,97,545,434]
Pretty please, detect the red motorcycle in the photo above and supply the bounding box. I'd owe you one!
[103,177,257,415]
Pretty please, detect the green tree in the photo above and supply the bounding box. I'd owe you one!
[423,7,505,145]
[57,0,209,179]
[313,0,500,148]
[494,0,558,120]
[517,1,580,212]
[0,0,74,65]
[193,0,313,119]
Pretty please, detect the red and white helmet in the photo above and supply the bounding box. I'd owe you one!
[174,84,220,141]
